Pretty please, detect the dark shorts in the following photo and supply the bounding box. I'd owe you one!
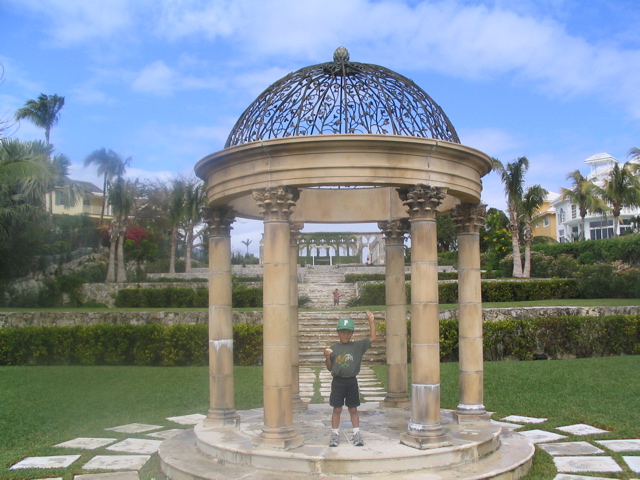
[329,376,360,408]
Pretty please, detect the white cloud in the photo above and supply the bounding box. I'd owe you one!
[132,61,177,96]
[458,127,521,158]
[9,0,135,47]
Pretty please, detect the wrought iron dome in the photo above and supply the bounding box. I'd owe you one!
[225,47,460,148]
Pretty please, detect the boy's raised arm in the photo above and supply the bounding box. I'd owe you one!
[365,310,377,343]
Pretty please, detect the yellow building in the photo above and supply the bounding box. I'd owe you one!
[46,180,111,221]
[531,192,559,240]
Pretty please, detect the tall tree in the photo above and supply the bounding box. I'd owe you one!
[84,148,130,225]
[594,161,640,237]
[492,156,529,277]
[182,180,206,272]
[241,239,252,255]
[521,185,548,278]
[15,93,65,145]
[561,170,608,241]
[168,178,187,274]
[106,177,137,282]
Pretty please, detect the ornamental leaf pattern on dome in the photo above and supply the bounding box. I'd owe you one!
[225,48,459,148]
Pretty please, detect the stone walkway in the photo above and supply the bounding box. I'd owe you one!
[9,370,640,480]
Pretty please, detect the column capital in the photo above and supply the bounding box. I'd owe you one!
[289,222,304,246]
[253,186,300,222]
[397,184,446,220]
[378,219,410,245]
[203,206,235,237]
[451,203,487,234]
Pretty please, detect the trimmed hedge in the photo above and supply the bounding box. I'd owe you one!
[2,315,637,366]
[357,279,580,305]
[531,233,640,265]
[0,323,263,366]
[114,285,263,308]
[381,314,640,362]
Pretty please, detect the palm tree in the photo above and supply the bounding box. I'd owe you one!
[106,178,137,282]
[15,94,65,145]
[492,156,529,277]
[182,180,206,273]
[561,170,608,241]
[168,178,187,274]
[84,148,130,225]
[0,139,57,240]
[521,185,548,278]
[594,161,640,237]
[241,239,252,255]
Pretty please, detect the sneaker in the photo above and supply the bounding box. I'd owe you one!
[353,431,364,446]
[329,433,339,447]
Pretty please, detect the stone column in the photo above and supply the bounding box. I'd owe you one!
[451,203,490,423]
[397,184,452,449]
[290,222,307,410]
[252,187,304,449]
[378,219,411,407]
[203,206,238,426]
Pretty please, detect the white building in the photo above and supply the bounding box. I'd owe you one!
[551,153,640,242]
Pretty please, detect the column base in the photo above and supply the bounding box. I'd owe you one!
[400,430,453,450]
[205,409,239,427]
[380,393,411,407]
[292,394,309,411]
[453,405,491,423]
[253,426,305,450]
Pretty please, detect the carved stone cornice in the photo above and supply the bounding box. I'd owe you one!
[252,186,300,221]
[289,222,304,247]
[451,203,487,234]
[397,184,446,220]
[203,206,235,237]
[378,219,410,245]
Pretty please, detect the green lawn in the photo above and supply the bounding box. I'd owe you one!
[1,357,639,479]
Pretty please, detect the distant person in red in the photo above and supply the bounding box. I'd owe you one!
[333,288,340,307]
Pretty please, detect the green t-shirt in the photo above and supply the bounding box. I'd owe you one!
[329,338,371,378]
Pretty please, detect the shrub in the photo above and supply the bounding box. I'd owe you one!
[575,263,615,299]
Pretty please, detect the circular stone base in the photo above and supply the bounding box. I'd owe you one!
[159,404,534,480]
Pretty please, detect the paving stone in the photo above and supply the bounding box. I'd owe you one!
[166,413,206,425]
[596,439,640,452]
[146,429,186,439]
[104,423,162,433]
[54,437,117,450]
[502,415,547,423]
[539,441,605,456]
[491,420,524,431]
[107,438,163,454]
[517,429,567,443]
[74,472,139,480]
[82,455,151,471]
[553,456,622,473]
[557,424,609,435]
[10,455,81,469]
[35,478,63,480]
[624,456,640,473]
[553,475,625,480]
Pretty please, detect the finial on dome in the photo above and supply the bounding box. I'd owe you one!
[333,46,350,63]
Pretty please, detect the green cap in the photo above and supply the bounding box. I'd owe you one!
[337,318,354,331]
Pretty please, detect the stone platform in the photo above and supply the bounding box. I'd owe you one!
[159,404,534,479]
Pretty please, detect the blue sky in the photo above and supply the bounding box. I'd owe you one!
[2,0,640,255]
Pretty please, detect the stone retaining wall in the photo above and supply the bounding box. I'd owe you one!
[2,306,638,329]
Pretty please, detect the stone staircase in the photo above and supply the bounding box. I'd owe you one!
[298,311,386,366]
[298,266,357,309]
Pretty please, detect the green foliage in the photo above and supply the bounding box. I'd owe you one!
[531,233,640,265]
[0,323,264,366]
[232,284,263,308]
[498,252,579,278]
[115,284,263,308]
[358,279,579,305]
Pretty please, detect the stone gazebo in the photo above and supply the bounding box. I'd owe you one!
[159,48,533,479]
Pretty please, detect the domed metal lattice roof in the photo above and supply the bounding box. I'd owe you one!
[225,47,460,148]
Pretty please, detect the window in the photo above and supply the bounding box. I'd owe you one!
[571,205,577,219]
[589,220,614,240]
[54,190,63,206]
[558,208,565,224]
[543,217,550,227]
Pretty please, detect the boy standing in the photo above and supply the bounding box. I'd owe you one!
[324,310,376,447]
